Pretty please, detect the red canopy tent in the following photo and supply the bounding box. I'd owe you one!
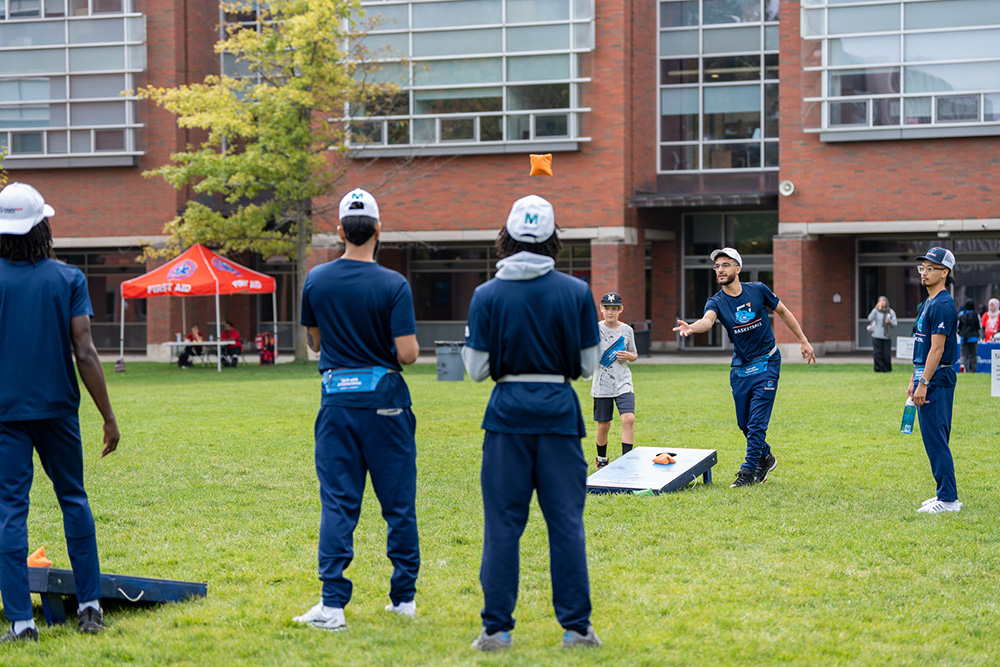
[120,243,277,371]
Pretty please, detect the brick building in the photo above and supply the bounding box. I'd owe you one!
[3,0,998,356]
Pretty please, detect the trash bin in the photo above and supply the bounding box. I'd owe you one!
[630,321,651,357]
[434,340,465,381]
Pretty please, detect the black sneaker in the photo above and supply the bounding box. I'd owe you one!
[1,624,39,643]
[729,469,757,488]
[78,607,104,634]
[595,456,610,469]
[755,453,777,483]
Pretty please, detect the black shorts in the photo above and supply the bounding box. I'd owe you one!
[593,393,635,422]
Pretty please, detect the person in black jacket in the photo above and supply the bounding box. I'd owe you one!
[957,299,982,372]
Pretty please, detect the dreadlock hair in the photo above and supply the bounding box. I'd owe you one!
[494,226,562,260]
[340,215,378,246]
[0,219,56,264]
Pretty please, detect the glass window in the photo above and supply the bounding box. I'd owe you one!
[764,25,778,51]
[3,49,64,75]
[830,100,867,126]
[480,116,501,140]
[413,117,435,142]
[0,21,63,48]
[574,0,594,20]
[127,45,146,69]
[126,16,144,41]
[439,117,474,141]
[764,82,777,136]
[507,0,568,23]
[10,0,42,18]
[800,8,824,38]
[356,32,409,58]
[93,0,122,13]
[937,95,979,123]
[413,29,500,57]
[703,84,760,140]
[11,132,44,153]
[0,78,57,103]
[413,58,502,86]
[764,53,777,80]
[70,74,126,98]
[368,3,409,31]
[507,55,569,82]
[764,0,778,22]
[94,128,124,150]
[0,105,50,129]
[904,97,931,125]
[387,119,409,144]
[70,101,126,125]
[661,144,697,170]
[508,83,568,110]
[703,55,760,82]
[572,23,593,50]
[763,141,777,167]
[872,97,899,126]
[659,29,698,57]
[412,0,501,29]
[69,46,126,72]
[904,63,997,94]
[703,0,760,25]
[828,5,899,35]
[704,142,758,169]
[507,25,569,53]
[70,129,91,152]
[904,0,1000,31]
[829,68,899,97]
[48,130,68,152]
[830,36,899,67]
[69,18,126,44]
[413,87,502,114]
[660,87,699,141]
[904,30,1000,63]
[727,212,777,254]
[703,26,759,54]
[660,1,698,28]
[45,0,66,17]
[535,114,568,137]
[985,93,1000,121]
[506,114,530,140]
[660,58,698,85]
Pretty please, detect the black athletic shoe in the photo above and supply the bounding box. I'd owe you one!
[755,453,777,483]
[78,607,104,634]
[729,469,757,488]
[595,456,610,469]
[1,624,38,643]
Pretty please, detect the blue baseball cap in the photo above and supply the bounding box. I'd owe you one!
[916,247,955,270]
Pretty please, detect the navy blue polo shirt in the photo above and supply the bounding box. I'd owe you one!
[0,258,92,421]
[465,269,598,437]
[913,290,958,386]
[300,258,417,408]
[705,282,781,367]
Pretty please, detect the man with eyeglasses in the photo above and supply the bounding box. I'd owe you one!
[910,247,962,514]
[673,247,815,488]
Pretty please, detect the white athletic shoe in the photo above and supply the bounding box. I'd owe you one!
[917,499,962,514]
[293,602,346,631]
[921,496,938,507]
[385,600,416,617]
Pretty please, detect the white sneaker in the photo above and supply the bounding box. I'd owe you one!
[384,600,416,617]
[917,499,962,514]
[293,602,346,631]
[921,496,938,507]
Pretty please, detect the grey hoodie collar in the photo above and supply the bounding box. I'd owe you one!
[495,251,555,281]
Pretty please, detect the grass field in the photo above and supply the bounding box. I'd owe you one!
[3,360,999,666]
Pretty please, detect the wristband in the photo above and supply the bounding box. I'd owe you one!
[918,376,930,386]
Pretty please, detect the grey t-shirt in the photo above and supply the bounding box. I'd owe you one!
[591,321,635,398]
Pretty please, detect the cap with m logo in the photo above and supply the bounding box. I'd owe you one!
[338,188,380,221]
[506,195,555,244]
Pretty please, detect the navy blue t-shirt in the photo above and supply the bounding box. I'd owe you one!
[913,291,958,387]
[300,258,417,408]
[0,258,92,421]
[705,282,781,367]
[465,269,599,437]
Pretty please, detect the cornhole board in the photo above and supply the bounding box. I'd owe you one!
[586,446,717,495]
[28,567,207,626]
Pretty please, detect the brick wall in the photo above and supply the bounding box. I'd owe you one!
[650,237,680,346]
[591,229,646,323]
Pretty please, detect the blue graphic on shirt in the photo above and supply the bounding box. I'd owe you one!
[734,303,755,324]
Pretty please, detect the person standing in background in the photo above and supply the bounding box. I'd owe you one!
[982,298,1000,342]
[957,299,982,372]
[867,296,897,373]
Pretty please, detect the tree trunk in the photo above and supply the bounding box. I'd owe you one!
[293,213,310,361]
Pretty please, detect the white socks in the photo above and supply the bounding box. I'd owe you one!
[13,619,37,633]
[79,599,101,613]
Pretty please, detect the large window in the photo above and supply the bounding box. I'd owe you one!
[801,0,1000,139]
[0,0,145,165]
[344,0,594,152]
[659,0,780,172]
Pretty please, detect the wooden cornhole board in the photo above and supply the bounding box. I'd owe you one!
[28,567,207,626]
[586,446,717,495]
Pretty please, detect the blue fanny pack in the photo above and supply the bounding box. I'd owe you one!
[322,366,392,394]
[735,357,769,377]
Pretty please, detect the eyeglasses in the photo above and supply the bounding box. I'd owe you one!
[713,262,735,270]
[916,265,941,274]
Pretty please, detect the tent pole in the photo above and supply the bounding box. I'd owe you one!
[272,291,278,363]
[119,292,126,361]
[182,301,186,342]
[215,292,222,372]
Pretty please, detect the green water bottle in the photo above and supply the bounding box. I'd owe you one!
[900,398,916,435]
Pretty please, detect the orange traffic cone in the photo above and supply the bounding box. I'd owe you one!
[27,546,52,568]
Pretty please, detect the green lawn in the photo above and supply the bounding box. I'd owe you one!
[4,361,999,665]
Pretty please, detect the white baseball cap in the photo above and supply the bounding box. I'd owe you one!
[710,247,743,267]
[506,195,555,243]
[0,182,55,235]
[338,188,379,221]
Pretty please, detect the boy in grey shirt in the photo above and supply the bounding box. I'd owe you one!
[591,292,638,468]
